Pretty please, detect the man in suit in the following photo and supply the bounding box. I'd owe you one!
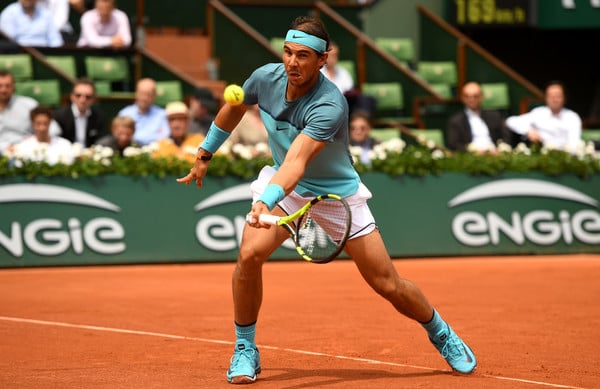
[54,77,107,147]
[446,81,510,152]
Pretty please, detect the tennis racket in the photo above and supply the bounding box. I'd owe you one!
[246,194,352,264]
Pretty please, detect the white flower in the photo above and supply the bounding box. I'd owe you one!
[70,143,83,157]
[413,150,422,159]
[431,149,445,160]
[497,141,512,153]
[348,145,362,158]
[101,146,114,158]
[381,138,406,153]
[515,143,531,155]
[146,142,160,152]
[373,149,387,160]
[101,158,111,166]
[255,142,269,155]
[123,146,141,157]
[58,153,74,165]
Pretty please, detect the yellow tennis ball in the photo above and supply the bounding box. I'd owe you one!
[223,84,244,106]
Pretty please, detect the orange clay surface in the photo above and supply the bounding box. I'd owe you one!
[0,254,599,389]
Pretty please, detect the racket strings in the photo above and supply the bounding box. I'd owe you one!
[296,199,351,261]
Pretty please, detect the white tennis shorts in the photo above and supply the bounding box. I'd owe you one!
[250,166,377,239]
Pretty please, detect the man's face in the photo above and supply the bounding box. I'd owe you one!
[70,83,95,113]
[545,84,565,113]
[32,113,51,142]
[0,75,15,103]
[135,81,156,112]
[461,83,483,111]
[19,0,36,12]
[96,0,114,20]
[283,42,327,89]
[168,115,189,138]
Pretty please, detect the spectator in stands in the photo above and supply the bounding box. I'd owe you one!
[153,101,205,163]
[11,106,73,164]
[348,110,379,165]
[0,70,40,154]
[117,78,169,145]
[54,78,107,147]
[77,0,131,48]
[0,0,64,47]
[446,81,510,153]
[321,41,375,116]
[227,104,269,155]
[320,41,353,95]
[506,80,582,153]
[187,87,217,135]
[38,0,76,44]
[95,115,138,155]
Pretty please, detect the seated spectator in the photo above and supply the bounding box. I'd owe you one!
[117,78,169,145]
[38,0,76,44]
[11,106,72,164]
[0,0,63,47]
[187,87,217,135]
[153,101,204,163]
[321,41,375,116]
[446,81,510,153]
[321,41,354,95]
[228,104,269,156]
[506,80,582,153]
[95,115,139,155]
[348,110,379,165]
[54,78,107,147]
[76,0,131,48]
[0,70,42,153]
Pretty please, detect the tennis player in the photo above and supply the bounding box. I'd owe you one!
[177,16,477,384]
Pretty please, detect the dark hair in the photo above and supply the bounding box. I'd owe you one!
[349,110,372,127]
[0,70,14,82]
[72,77,96,94]
[30,106,54,121]
[545,80,568,102]
[290,16,331,53]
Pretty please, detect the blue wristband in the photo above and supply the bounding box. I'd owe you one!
[199,122,230,154]
[258,184,285,211]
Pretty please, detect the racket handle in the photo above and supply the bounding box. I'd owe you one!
[245,213,281,225]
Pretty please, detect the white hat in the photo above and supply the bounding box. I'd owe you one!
[165,101,189,117]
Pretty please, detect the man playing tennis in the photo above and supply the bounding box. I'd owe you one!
[177,16,477,384]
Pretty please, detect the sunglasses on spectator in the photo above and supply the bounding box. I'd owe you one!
[73,93,94,100]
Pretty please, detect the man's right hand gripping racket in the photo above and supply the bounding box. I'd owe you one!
[246,194,352,264]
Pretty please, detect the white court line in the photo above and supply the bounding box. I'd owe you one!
[0,315,585,389]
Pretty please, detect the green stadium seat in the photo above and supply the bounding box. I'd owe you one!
[410,128,445,147]
[430,83,453,98]
[155,80,183,107]
[0,54,33,80]
[45,55,77,78]
[94,81,111,96]
[370,128,400,142]
[362,82,415,126]
[581,129,600,142]
[481,82,510,110]
[15,79,61,106]
[270,37,285,55]
[417,61,457,86]
[84,56,130,82]
[362,82,404,112]
[375,37,415,64]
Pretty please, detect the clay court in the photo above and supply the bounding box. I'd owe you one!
[1,254,598,388]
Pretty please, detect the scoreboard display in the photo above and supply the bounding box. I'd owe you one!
[447,0,537,28]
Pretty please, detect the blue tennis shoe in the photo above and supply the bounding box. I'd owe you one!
[429,323,477,374]
[226,340,261,384]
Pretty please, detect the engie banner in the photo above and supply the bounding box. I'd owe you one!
[1,173,599,268]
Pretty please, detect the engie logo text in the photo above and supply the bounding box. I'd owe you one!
[448,179,600,246]
[0,184,126,257]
